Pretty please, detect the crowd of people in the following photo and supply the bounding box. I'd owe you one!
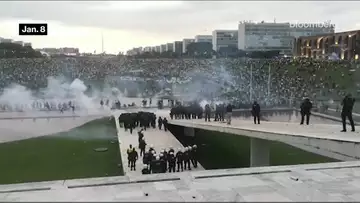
[120,112,197,174]
[0,57,358,112]
[127,142,198,174]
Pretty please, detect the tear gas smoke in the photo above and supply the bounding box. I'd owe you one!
[0,77,152,113]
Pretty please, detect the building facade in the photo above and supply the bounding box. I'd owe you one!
[143,46,151,52]
[173,41,182,55]
[294,30,360,60]
[238,21,292,54]
[0,38,13,43]
[212,30,238,51]
[165,43,173,52]
[23,42,32,47]
[195,35,212,43]
[238,21,335,55]
[160,44,166,53]
[182,38,194,53]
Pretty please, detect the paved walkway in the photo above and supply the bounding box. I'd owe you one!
[1,161,360,201]
[112,110,203,177]
[169,118,360,143]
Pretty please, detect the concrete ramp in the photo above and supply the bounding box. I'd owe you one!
[169,118,360,163]
[112,109,204,177]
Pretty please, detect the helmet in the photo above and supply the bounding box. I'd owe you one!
[170,152,174,155]
[193,145,197,148]
[159,153,164,157]
[156,156,160,160]
[188,146,192,150]
[143,164,148,168]
[151,150,155,154]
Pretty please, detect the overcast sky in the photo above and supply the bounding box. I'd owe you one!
[0,1,359,54]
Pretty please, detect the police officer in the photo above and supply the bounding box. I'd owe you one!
[183,147,191,170]
[341,93,356,132]
[151,156,162,173]
[168,152,176,173]
[169,146,175,154]
[300,98,313,125]
[129,148,138,171]
[138,129,144,145]
[176,148,184,172]
[190,145,198,168]
[127,144,133,168]
[142,164,151,174]
[139,137,147,157]
[159,153,167,173]
[163,118,168,132]
[158,117,163,130]
[205,104,211,122]
[148,144,154,152]
[143,150,151,165]
[252,101,261,124]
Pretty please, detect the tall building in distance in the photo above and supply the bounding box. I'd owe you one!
[160,44,166,53]
[173,41,182,55]
[195,35,212,43]
[238,20,335,55]
[165,43,174,52]
[238,21,292,54]
[212,30,238,52]
[182,38,195,53]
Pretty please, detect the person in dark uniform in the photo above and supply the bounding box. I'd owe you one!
[138,129,144,145]
[142,164,151,174]
[205,104,211,122]
[176,148,184,172]
[341,94,356,132]
[168,146,175,154]
[183,147,191,170]
[226,103,233,125]
[251,101,261,124]
[168,151,176,172]
[150,156,162,173]
[148,144,154,153]
[300,98,313,125]
[143,150,151,165]
[159,153,167,173]
[190,145,198,168]
[158,117,163,130]
[129,148,138,171]
[139,137,146,157]
[126,144,133,168]
[163,118,168,132]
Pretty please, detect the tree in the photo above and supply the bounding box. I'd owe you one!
[0,42,42,58]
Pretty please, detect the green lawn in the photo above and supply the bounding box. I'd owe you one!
[0,117,123,185]
[183,129,339,170]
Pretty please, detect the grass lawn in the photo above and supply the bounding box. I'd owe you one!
[0,117,123,185]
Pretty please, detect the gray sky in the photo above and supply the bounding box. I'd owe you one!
[0,1,359,53]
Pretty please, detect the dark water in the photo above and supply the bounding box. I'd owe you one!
[168,112,340,170]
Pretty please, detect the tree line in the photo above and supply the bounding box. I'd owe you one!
[0,43,43,58]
